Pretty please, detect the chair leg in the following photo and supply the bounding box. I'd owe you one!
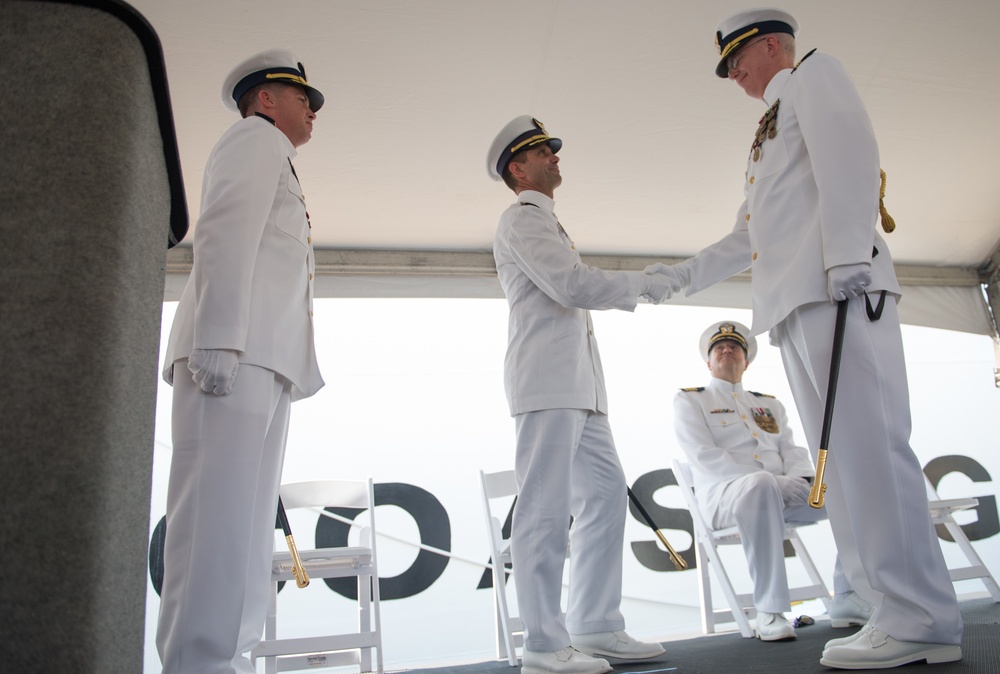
[493,587,509,662]
[359,575,373,672]
[701,538,754,638]
[695,540,713,634]
[940,518,1000,602]
[370,572,384,674]
[493,565,518,666]
[263,586,279,674]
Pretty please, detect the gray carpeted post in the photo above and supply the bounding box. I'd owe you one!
[0,1,184,671]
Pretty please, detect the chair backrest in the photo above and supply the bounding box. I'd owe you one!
[481,469,518,501]
[672,460,714,532]
[281,479,374,511]
[673,460,694,491]
[480,469,517,553]
[280,479,377,552]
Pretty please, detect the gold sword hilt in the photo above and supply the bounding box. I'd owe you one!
[654,530,689,571]
[286,535,311,588]
[808,448,828,509]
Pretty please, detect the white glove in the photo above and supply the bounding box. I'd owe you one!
[774,475,810,506]
[639,272,677,304]
[827,263,871,302]
[643,261,691,290]
[188,348,240,396]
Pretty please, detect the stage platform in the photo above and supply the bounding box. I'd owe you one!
[405,597,998,674]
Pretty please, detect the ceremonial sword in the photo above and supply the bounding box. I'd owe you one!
[627,487,688,570]
[809,299,848,509]
[277,496,310,588]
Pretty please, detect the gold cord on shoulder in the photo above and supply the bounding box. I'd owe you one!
[879,169,896,233]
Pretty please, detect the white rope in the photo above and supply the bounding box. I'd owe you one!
[309,506,496,571]
[308,507,699,610]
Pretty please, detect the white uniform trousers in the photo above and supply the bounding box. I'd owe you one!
[511,409,627,652]
[772,298,962,645]
[157,363,293,674]
[714,472,830,612]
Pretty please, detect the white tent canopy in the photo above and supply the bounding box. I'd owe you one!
[140,0,1000,336]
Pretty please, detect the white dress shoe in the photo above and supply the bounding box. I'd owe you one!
[755,612,797,641]
[819,627,962,669]
[521,647,612,674]
[570,630,666,659]
[828,591,873,628]
[823,623,872,652]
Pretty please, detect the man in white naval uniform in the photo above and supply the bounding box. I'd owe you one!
[157,50,325,674]
[487,116,679,674]
[674,321,872,642]
[651,8,963,669]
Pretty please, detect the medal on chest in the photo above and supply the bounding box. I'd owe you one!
[751,99,779,162]
[752,407,779,433]
[749,49,817,163]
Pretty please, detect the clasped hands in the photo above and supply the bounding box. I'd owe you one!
[774,475,810,507]
[640,261,691,304]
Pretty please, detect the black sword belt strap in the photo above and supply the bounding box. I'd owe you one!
[864,245,886,320]
[865,290,887,321]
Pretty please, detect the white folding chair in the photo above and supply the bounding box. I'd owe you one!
[672,459,831,638]
[252,479,383,674]
[925,479,1000,601]
[479,469,523,666]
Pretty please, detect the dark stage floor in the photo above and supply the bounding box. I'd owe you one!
[403,598,999,674]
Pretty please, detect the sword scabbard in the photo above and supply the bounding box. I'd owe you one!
[808,448,828,509]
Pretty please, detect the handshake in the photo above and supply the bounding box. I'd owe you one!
[639,261,692,304]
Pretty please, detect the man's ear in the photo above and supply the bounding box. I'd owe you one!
[257,87,274,109]
[507,160,525,179]
[764,34,777,56]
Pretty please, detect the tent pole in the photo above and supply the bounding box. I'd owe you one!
[980,247,1000,387]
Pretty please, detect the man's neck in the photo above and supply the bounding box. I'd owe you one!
[712,373,743,386]
[516,186,554,199]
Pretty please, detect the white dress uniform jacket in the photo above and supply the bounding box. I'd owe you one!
[493,190,641,415]
[163,115,324,401]
[674,377,813,520]
[684,52,900,336]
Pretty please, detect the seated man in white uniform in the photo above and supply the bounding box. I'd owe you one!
[674,321,871,641]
